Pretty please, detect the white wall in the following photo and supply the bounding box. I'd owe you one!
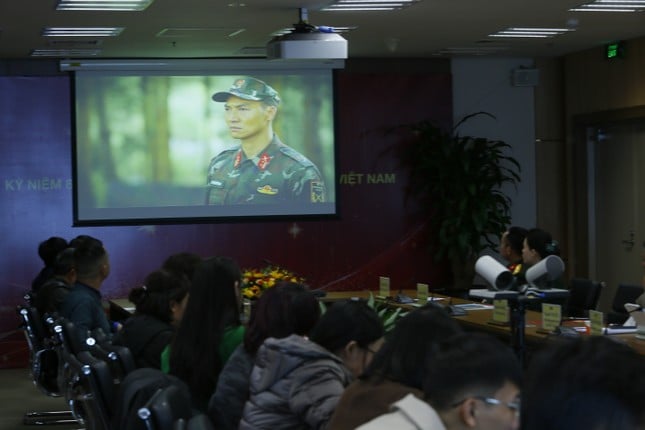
[451,57,537,238]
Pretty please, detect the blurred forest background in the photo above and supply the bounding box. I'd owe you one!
[75,73,335,208]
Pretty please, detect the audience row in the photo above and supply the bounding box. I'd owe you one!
[27,234,645,430]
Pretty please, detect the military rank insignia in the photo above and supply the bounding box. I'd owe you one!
[257,184,278,195]
[310,181,325,203]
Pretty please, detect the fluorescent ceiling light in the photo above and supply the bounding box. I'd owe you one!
[489,27,575,38]
[30,48,102,57]
[322,0,419,11]
[56,0,154,11]
[570,0,645,12]
[43,27,124,37]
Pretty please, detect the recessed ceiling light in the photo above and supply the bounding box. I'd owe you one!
[43,27,124,37]
[570,0,645,12]
[322,0,419,12]
[489,27,575,39]
[56,0,154,11]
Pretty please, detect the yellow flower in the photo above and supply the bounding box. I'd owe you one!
[240,265,305,299]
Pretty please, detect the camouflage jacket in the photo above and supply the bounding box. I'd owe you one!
[205,135,325,205]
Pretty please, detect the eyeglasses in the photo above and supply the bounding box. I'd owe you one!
[453,396,521,417]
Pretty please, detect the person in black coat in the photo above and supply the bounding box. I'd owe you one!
[113,269,190,369]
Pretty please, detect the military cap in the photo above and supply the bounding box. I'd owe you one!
[212,76,280,105]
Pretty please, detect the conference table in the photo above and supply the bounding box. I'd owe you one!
[108,289,645,357]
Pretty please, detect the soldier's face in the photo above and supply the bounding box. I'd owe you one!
[223,96,276,140]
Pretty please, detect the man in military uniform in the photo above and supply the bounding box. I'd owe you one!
[206,76,325,205]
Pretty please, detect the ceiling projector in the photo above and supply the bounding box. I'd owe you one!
[266,8,347,60]
[266,32,347,60]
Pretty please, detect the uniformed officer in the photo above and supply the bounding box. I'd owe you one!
[206,76,325,205]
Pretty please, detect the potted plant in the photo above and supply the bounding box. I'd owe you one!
[390,112,521,291]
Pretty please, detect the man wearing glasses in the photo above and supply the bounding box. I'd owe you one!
[357,332,521,430]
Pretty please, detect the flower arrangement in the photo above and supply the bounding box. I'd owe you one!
[241,265,305,300]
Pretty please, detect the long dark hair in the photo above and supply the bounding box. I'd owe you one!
[361,304,462,389]
[243,281,320,355]
[169,256,242,409]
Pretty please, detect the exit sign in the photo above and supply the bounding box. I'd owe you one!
[606,41,625,59]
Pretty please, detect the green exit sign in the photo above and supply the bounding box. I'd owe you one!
[606,41,625,59]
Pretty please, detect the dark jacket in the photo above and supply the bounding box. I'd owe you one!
[59,282,112,343]
[239,334,352,430]
[208,344,254,430]
[113,314,173,369]
[35,277,72,317]
[327,377,424,430]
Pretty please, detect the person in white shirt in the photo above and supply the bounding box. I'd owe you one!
[358,332,521,430]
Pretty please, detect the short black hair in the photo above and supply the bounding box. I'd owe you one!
[38,236,68,266]
[523,336,645,430]
[506,226,528,256]
[161,252,202,280]
[361,304,462,389]
[52,247,75,277]
[72,237,106,279]
[423,332,521,411]
[309,299,384,355]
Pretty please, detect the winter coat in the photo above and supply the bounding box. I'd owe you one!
[239,334,352,430]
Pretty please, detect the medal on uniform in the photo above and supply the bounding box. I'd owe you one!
[257,185,278,195]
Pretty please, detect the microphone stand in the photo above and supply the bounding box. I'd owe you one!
[508,293,528,369]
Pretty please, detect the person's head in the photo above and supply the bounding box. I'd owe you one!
[169,256,242,407]
[424,332,521,430]
[52,247,76,285]
[212,77,280,141]
[243,281,321,355]
[128,269,190,325]
[500,227,527,263]
[523,336,645,430]
[522,228,560,267]
[161,252,202,281]
[309,299,385,377]
[72,236,109,286]
[37,236,68,267]
[361,303,463,389]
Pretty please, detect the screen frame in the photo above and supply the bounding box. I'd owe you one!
[65,59,343,226]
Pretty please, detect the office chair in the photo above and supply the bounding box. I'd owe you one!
[173,414,215,430]
[137,384,194,430]
[607,283,644,324]
[565,278,603,318]
[16,305,78,426]
[89,328,136,383]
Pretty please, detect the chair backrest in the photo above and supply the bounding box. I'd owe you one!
[138,385,194,430]
[611,284,644,313]
[16,304,61,395]
[112,367,192,430]
[566,278,603,318]
[174,414,215,430]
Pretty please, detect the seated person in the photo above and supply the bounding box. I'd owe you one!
[31,236,68,296]
[59,236,115,345]
[521,228,562,288]
[35,247,76,317]
[499,226,528,276]
[522,336,644,430]
[161,251,202,280]
[328,304,463,429]
[239,299,385,430]
[163,256,244,411]
[113,269,189,369]
[209,282,321,430]
[358,332,521,430]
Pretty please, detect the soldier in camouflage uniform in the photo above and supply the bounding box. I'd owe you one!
[206,76,326,205]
